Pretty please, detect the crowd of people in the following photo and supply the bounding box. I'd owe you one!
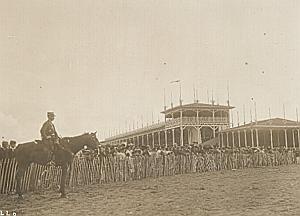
[0,140,17,160]
[77,141,299,160]
[1,139,299,161]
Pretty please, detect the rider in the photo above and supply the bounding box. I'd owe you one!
[40,112,60,154]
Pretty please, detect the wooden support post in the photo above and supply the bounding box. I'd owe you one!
[221,132,224,148]
[180,110,184,146]
[232,131,235,148]
[297,129,300,148]
[172,129,175,146]
[146,134,149,146]
[180,127,184,146]
[226,132,229,148]
[244,130,247,147]
[270,129,273,149]
[292,130,295,148]
[238,130,241,148]
[284,129,288,148]
[199,127,202,144]
[165,130,168,148]
[158,131,161,146]
[256,129,259,147]
[251,129,254,147]
[152,132,155,148]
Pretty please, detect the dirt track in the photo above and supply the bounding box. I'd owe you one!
[1,165,299,216]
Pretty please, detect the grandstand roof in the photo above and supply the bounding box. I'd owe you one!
[105,122,166,141]
[161,102,234,114]
[221,118,300,132]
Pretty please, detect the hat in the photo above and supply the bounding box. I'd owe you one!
[2,141,9,147]
[47,112,56,117]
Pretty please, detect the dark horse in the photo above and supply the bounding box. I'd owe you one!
[14,132,99,199]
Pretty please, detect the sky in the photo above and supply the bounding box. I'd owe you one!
[0,0,300,143]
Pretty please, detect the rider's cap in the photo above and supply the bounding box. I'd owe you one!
[47,112,56,117]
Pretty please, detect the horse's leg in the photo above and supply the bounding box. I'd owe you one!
[59,164,68,198]
[16,164,28,199]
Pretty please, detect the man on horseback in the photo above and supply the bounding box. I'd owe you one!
[40,112,60,159]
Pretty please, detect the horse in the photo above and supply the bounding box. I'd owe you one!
[14,132,100,199]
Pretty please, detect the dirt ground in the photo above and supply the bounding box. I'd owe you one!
[1,165,299,216]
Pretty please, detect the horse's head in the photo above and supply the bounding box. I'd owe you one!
[84,132,100,151]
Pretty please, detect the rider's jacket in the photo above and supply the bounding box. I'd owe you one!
[40,120,58,140]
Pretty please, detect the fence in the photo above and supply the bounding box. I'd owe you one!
[0,151,297,194]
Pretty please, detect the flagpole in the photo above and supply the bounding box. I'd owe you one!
[227,81,230,106]
[179,82,182,105]
[163,88,166,111]
[193,84,196,102]
[243,104,246,125]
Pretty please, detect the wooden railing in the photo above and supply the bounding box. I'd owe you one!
[0,151,297,194]
[165,117,228,127]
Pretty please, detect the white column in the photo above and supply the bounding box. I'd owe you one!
[158,131,161,146]
[297,129,300,148]
[221,132,224,148]
[180,110,184,146]
[146,134,149,146]
[232,131,235,148]
[152,133,155,148]
[172,128,175,146]
[142,135,144,145]
[292,130,295,148]
[270,129,273,149]
[255,129,259,147]
[238,130,241,148]
[180,127,184,146]
[251,129,254,147]
[284,129,288,148]
[199,127,202,144]
[197,127,200,144]
[226,132,229,148]
[164,130,168,147]
[244,130,247,147]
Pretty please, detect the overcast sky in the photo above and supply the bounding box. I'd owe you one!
[0,0,300,143]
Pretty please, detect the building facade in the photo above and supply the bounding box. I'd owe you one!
[218,118,300,149]
[103,102,234,147]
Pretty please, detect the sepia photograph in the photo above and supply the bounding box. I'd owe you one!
[0,0,299,215]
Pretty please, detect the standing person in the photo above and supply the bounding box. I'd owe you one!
[1,141,9,159]
[8,140,17,158]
